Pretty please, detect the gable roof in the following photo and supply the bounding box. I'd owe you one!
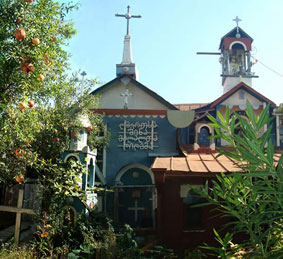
[209,82,276,108]
[91,75,178,110]
[219,27,253,49]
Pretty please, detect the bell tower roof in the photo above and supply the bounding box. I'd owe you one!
[219,27,253,50]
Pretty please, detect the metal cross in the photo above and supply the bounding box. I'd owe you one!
[115,6,141,35]
[120,88,133,109]
[233,16,242,34]
[80,71,87,97]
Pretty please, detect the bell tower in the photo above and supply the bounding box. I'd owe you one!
[219,17,258,93]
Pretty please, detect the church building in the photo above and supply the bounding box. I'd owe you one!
[90,9,283,250]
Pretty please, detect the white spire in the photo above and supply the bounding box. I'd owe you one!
[115,6,141,79]
[122,35,133,64]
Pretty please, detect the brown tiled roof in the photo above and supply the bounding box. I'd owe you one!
[151,153,282,174]
[151,153,239,173]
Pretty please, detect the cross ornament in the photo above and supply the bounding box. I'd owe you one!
[120,88,133,109]
[115,6,141,35]
[0,186,36,246]
[128,199,145,222]
[233,16,242,35]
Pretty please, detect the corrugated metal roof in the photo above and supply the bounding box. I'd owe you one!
[151,153,282,174]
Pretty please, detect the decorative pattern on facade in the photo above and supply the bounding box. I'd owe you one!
[118,120,158,150]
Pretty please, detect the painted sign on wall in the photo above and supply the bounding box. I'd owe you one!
[118,120,158,150]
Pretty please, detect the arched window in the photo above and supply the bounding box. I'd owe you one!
[66,155,78,163]
[198,126,211,146]
[114,164,156,229]
[87,158,94,188]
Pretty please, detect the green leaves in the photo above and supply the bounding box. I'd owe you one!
[0,0,76,103]
[0,0,106,185]
[198,100,283,257]
[0,1,113,257]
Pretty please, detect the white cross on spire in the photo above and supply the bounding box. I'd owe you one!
[233,16,242,36]
[115,6,142,35]
[115,6,141,66]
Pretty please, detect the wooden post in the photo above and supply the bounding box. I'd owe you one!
[0,185,36,246]
[113,188,118,221]
[14,186,24,245]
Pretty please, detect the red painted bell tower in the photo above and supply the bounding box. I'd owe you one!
[219,17,258,93]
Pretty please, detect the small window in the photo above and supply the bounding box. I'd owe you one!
[239,91,245,99]
[96,147,104,173]
[183,188,205,228]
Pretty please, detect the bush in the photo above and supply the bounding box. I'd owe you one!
[191,101,283,258]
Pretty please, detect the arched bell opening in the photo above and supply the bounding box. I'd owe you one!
[228,42,247,74]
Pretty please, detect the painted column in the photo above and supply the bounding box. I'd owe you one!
[153,169,165,236]
[114,188,119,221]
[152,187,157,229]
[263,102,267,133]
[224,50,229,74]
[246,51,251,73]
[157,190,163,236]
[276,114,280,147]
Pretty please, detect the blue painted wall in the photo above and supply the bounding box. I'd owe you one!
[103,114,178,187]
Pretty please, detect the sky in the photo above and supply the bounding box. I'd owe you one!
[66,0,283,106]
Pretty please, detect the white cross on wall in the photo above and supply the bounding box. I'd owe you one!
[128,199,145,222]
[120,89,133,109]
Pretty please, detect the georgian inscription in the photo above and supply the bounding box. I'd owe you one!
[118,120,158,150]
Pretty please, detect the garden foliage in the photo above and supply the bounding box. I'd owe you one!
[192,101,283,258]
[0,0,120,257]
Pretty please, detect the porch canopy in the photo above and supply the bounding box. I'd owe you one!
[151,153,282,174]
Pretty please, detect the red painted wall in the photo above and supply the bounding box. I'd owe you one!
[155,173,229,252]
[224,37,252,51]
